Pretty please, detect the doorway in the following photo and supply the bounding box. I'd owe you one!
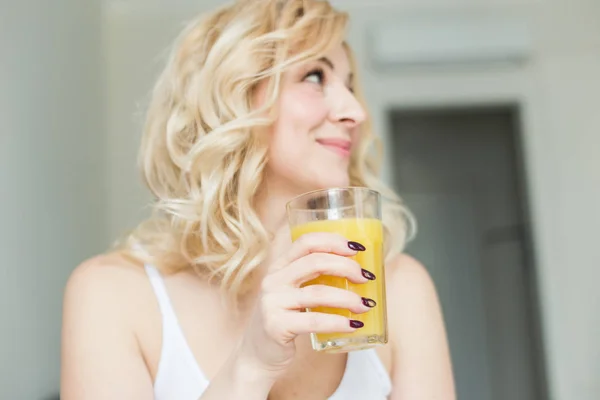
[388,105,548,400]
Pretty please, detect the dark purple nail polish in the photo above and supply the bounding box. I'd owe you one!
[361,269,376,280]
[350,320,364,329]
[361,297,377,308]
[348,241,366,251]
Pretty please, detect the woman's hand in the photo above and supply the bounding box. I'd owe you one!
[235,232,374,381]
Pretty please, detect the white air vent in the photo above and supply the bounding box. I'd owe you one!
[369,13,532,67]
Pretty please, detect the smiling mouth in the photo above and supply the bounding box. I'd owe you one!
[316,138,352,157]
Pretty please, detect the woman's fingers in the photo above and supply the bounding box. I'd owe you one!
[276,232,364,267]
[256,231,375,343]
[264,252,370,289]
[272,284,374,314]
[265,310,362,339]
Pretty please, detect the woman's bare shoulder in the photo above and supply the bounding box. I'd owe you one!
[67,251,147,292]
[386,253,435,292]
[384,253,444,327]
[63,252,152,322]
[385,253,456,398]
[61,253,159,398]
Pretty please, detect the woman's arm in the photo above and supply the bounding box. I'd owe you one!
[387,254,456,400]
[60,256,273,400]
[60,258,154,399]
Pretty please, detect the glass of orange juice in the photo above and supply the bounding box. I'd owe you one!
[286,187,387,353]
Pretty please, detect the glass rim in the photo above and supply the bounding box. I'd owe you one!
[286,186,381,212]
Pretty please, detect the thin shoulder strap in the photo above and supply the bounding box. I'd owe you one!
[144,264,179,326]
[144,264,209,386]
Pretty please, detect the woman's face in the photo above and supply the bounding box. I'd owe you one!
[263,43,366,196]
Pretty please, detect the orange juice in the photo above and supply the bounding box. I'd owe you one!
[290,218,388,352]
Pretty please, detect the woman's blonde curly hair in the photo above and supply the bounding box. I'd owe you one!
[122,0,414,300]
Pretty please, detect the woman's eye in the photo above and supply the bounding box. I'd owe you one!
[304,68,325,85]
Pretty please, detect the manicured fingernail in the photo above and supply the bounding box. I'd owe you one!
[348,241,366,251]
[350,320,364,328]
[361,269,376,280]
[361,297,377,308]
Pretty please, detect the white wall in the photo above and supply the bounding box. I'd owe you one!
[103,1,600,399]
[0,1,106,398]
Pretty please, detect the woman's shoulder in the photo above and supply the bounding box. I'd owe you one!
[63,252,153,327]
[384,256,455,395]
[61,253,168,397]
[384,252,443,331]
[66,252,148,296]
[386,253,435,292]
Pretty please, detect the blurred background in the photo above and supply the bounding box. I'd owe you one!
[1,0,599,399]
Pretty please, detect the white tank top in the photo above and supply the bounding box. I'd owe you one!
[145,265,392,399]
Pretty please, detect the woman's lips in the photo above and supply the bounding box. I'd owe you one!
[316,138,352,157]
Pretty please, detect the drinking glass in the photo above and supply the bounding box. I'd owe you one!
[287,187,388,353]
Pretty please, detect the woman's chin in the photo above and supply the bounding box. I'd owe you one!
[310,176,351,191]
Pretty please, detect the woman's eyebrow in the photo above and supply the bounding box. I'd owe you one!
[317,57,335,70]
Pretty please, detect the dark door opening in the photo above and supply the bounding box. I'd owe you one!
[389,105,548,400]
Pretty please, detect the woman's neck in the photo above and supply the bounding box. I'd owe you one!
[232,186,294,311]
[255,172,311,235]
[254,179,315,272]
[255,185,293,247]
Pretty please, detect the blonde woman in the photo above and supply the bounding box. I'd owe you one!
[61,0,455,398]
